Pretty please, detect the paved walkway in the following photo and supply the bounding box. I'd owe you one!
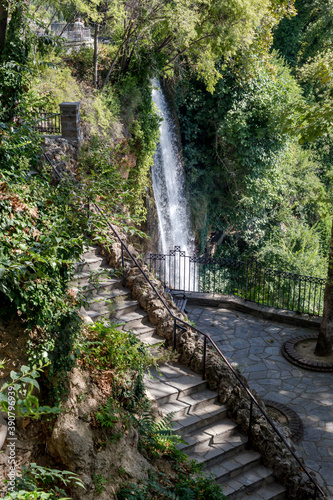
[186,304,333,497]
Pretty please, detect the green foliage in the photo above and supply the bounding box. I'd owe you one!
[95,0,295,91]
[92,474,108,495]
[82,87,121,140]
[78,136,139,222]
[0,122,41,174]
[257,220,328,277]
[27,65,82,113]
[0,4,30,121]
[0,126,86,400]
[0,363,60,419]
[133,411,186,458]
[4,462,84,500]
[273,1,333,141]
[95,398,123,433]
[79,322,154,410]
[273,0,333,68]
[115,76,160,215]
[117,466,227,500]
[175,56,329,272]
[3,491,69,500]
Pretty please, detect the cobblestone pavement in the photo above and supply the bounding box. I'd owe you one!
[186,304,333,497]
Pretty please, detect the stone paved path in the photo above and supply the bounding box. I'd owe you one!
[186,304,333,497]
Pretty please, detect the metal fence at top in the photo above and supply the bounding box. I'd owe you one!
[63,29,92,42]
[148,246,327,316]
[34,112,61,135]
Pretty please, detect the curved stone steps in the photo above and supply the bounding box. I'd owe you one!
[77,245,286,500]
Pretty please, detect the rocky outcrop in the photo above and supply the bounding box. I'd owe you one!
[42,137,78,178]
[48,368,150,499]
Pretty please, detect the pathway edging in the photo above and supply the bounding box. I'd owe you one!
[172,292,321,329]
[282,335,333,372]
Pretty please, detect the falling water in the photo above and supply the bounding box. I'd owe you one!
[151,79,196,290]
[151,79,194,255]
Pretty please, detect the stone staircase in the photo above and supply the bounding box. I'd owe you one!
[72,246,287,500]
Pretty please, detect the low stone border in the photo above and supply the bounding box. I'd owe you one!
[172,291,321,329]
[263,400,303,443]
[282,335,333,372]
[94,224,325,499]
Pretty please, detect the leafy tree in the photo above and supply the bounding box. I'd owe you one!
[273,0,333,68]
[175,57,328,262]
[101,0,296,90]
[53,0,295,90]
[316,222,333,356]
[0,0,31,121]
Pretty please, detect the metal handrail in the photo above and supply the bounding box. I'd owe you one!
[92,206,325,499]
[45,152,325,499]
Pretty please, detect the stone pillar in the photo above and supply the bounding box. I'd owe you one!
[59,102,82,144]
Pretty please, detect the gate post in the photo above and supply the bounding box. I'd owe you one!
[59,101,82,144]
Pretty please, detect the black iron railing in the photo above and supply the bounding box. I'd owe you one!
[45,152,326,499]
[34,112,61,135]
[148,247,327,316]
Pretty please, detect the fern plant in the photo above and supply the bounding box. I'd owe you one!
[134,411,186,457]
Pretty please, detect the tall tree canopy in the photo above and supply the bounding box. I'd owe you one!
[58,0,295,90]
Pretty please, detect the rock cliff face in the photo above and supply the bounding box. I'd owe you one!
[48,368,150,500]
[43,137,78,176]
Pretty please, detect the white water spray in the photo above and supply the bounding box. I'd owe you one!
[151,79,197,291]
[151,79,195,256]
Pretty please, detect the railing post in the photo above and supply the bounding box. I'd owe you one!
[173,318,177,350]
[121,244,126,287]
[203,336,207,380]
[248,399,253,448]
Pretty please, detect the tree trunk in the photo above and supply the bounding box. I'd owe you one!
[315,220,333,356]
[0,1,8,57]
[93,23,99,87]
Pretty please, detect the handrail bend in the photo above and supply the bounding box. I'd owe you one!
[45,151,326,499]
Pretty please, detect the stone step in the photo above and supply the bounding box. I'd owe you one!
[75,256,108,273]
[187,432,248,469]
[207,449,261,484]
[112,300,139,318]
[85,289,131,310]
[77,244,287,500]
[122,317,155,336]
[160,390,220,420]
[82,246,103,260]
[84,307,114,323]
[145,374,207,406]
[81,280,127,297]
[243,482,287,500]
[114,309,148,326]
[177,416,236,452]
[220,465,275,499]
[138,332,165,346]
[72,270,117,288]
[178,388,218,412]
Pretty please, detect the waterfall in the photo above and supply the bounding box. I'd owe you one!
[151,79,196,291]
[151,79,194,255]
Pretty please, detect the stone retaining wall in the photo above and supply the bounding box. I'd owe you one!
[172,291,321,329]
[97,227,323,499]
